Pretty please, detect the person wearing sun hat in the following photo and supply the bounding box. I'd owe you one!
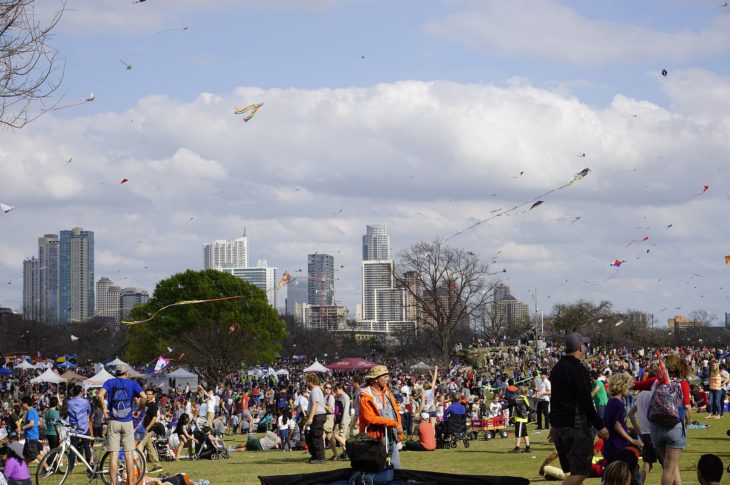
[358,364,403,469]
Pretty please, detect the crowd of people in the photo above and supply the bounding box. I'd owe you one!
[0,337,727,484]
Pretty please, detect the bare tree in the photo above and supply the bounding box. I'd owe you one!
[394,240,495,367]
[1,0,65,129]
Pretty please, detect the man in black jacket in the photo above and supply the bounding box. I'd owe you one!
[548,333,609,485]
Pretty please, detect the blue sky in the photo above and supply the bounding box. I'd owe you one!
[1,0,729,325]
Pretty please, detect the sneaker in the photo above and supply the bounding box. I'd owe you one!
[523,447,531,453]
[339,452,348,460]
[41,469,55,479]
[148,466,164,474]
[509,447,521,453]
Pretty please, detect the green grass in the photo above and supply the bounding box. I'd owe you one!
[43,415,729,484]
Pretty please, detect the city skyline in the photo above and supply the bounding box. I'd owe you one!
[1,1,728,325]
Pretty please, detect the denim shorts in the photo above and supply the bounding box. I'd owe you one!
[650,421,685,449]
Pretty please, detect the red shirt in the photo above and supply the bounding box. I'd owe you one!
[418,421,436,451]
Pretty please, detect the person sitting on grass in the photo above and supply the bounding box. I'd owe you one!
[696,454,723,485]
[403,413,436,451]
[0,442,32,485]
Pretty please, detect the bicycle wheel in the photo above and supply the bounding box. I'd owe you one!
[36,448,70,485]
[98,448,146,485]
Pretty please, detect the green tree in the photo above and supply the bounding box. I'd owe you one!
[126,269,285,384]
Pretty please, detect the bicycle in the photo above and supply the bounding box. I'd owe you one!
[36,424,146,485]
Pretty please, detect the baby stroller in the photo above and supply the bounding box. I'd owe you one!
[256,414,273,433]
[439,414,470,449]
[193,422,230,460]
[151,423,176,462]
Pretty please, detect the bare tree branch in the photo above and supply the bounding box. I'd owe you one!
[1,0,66,129]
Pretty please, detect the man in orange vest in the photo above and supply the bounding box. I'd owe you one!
[358,365,403,469]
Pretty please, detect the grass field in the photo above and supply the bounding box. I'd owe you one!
[45,415,729,484]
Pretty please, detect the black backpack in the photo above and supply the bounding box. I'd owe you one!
[346,432,387,472]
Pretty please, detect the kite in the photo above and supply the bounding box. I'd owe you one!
[666,224,673,229]
[661,69,668,77]
[119,59,133,70]
[332,209,343,215]
[0,203,14,214]
[153,356,169,374]
[121,178,129,184]
[157,26,189,34]
[99,178,128,186]
[610,259,624,268]
[597,319,603,324]
[615,320,624,327]
[279,271,291,288]
[529,201,544,210]
[70,335,79,341]
[694,185,709,196]
[86,93,95,102]
[234,103,264,122]
[42,93,95,113]
[512,171,525,178]
[725,255,730,264]
[444,167,592,241]
[578,153,586,158]
[722,2,729,7]
[626,236,649,247]
[166,346,173,353]
[64,158,72,168]
[121,295,243,324]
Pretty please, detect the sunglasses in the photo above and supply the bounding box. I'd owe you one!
[324,386,332,390]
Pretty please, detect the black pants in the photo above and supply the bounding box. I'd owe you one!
[403,441,427,451]
[69,436,92,471]
[537,401,550,429]
[306,414,327,460]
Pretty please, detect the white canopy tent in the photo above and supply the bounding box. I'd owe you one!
[149,368,199,393]
[410,361,432,370]
[107,357,127,367]
[84,368,115,389]
[15,361,35,370]
[275,369,289,376]
[303,359,330,373]
[30,369,67,384]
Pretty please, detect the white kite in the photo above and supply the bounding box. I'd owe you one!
[0,203,14,214]
[615,320,624,327]
[71,335,79,341]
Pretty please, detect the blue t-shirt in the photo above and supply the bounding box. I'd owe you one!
[103,377,143,423]
[25,407,40,440]
[67,396,92,434]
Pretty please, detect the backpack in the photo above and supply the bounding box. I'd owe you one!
[647,379,682,427]
[110,384,132,420]
[346,432,387,473]
[334,399,344,425]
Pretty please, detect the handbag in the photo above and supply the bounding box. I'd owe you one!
[345,432,387,473]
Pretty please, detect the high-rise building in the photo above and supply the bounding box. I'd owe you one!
[361,260,394,321]
[120,287,149,322]
[302,304,348,331]
[96,277,121,323]
[494,283,511,302]
[362,224,391,261]
[375,288,406,323]
[493,289,530,328]
[59,227,94,322]
[22,257,40,321]
[286,277,308,315]
[307,254,334,306]
[401,271,423,322]
[38,234,60,323]
[203,233,249,269]
[220,260,277,308]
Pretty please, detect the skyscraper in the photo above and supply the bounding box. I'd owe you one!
[59,227,94,322]
[96,277,121,323]
[286,277,309,315]
[203,233,249,269]
[22,257,39,321]
[362,224,391,261]
[38,234,60,323]
[119,287,149,322]
[361,260,395,321]
[307,253,334,306]
[220,260,278,308]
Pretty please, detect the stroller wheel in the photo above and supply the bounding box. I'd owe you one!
[468,431,478,441]
[450,440,457,448]
[464,439,470,448]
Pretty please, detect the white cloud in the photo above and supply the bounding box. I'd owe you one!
[0,78,727,318]
[426,0,730,66]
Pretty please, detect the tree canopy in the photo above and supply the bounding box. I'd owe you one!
[126,269,285,384]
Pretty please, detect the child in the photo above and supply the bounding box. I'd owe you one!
[510,386,531,453]
[489,395,502,418]
[1,442,32,485]
[277,410,291,452]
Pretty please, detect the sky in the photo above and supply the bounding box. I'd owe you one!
[1,0,728,326]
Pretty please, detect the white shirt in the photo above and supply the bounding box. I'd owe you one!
[635,390,652,435]
[400,385,411,398]
[538,378,551,402]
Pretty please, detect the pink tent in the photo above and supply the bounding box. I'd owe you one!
[326,357,377,371]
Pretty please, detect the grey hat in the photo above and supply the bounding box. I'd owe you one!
[114,363,129,376]
[565,333,590,353]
